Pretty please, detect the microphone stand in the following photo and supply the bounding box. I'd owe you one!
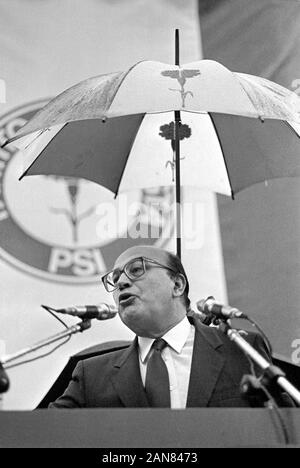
[0,319,91,398]
[219,320,300,406]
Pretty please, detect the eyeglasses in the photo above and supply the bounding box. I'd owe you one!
[101,256,177,292]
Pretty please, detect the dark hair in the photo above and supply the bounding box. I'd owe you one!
[165,251,191,311]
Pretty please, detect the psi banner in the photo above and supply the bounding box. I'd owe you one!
[0,0,228,409]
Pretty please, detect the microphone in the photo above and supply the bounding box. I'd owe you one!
[0,362,9,393]
[196,296,247,321]
[54,303,118,320]
[187,308,213,326]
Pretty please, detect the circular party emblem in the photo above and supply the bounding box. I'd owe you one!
[0,101,174,284]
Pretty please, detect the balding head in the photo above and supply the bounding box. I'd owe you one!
[114,245,170,270]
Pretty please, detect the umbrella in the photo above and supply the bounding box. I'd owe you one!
[3,33,300,258]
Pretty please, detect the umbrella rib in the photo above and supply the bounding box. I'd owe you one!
[208,113,235,200]
[113,113,146,198]
[284,120,300,139]
[103,60,148,118]
[234,74,262,119]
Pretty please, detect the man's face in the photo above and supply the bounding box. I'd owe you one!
[112,247,183,337]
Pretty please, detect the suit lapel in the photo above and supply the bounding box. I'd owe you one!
[110,322,226,408]
[186,323,225,407]
[110,337,149,407]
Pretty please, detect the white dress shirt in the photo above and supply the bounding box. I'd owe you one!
[138,316,195,409]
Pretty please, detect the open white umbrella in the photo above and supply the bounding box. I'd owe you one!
[3,33,300,257]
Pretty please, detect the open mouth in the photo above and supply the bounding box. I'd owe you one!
[119,292,136,306]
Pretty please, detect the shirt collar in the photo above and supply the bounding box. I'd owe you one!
[138,316,192,363]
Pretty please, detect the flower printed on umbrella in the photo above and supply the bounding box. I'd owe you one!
[161,68,201,107]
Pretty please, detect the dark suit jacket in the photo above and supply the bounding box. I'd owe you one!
[49,320,272,408]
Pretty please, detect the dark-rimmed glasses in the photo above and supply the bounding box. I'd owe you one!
[101,256,177,292]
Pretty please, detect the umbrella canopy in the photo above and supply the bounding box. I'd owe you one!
[2,58,300,257]
[11,111,300,198]
[4,59,300,196]
[5,60,299,139]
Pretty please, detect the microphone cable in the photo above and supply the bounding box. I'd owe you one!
[4,305,72,370]
[41,304,69,329]
[241,355,291,445]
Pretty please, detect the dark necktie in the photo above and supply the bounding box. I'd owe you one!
[145,338,170,407]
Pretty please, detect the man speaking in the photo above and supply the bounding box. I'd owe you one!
[49,245,272,408]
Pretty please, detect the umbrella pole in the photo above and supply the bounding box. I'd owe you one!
[174,111,182,260]
[174,29,182,259]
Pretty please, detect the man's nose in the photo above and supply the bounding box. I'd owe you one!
[116,271,132,290]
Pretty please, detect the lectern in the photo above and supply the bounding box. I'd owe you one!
[0,408,299,447]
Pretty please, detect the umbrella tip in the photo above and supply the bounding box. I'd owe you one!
[18,171,26,181]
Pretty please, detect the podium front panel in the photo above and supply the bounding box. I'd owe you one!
[0,408,299,447]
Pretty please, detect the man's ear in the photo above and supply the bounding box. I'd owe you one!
[172,273,186,298]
